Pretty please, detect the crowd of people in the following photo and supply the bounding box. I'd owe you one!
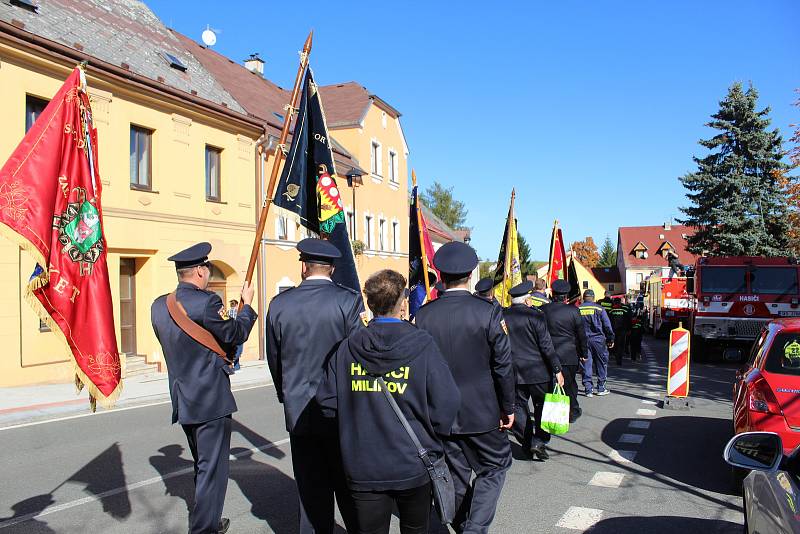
[151,238,646,534]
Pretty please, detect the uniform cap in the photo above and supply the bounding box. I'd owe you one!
[551,279,571,295]
[509,280,533,297]
[475,277,494,293]
[583,289,595,299]
[297,238,341,265]
[168,242,212,269]
[432,242,478,275]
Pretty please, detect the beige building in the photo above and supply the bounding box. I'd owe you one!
[0,0,413,387]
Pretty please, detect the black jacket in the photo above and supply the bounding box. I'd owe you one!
[151,282,257,425]
[317,319,459,491]
[415,289,515,434]
[266,278,364,435]
[542,301,588,366]
[503,304,561,384]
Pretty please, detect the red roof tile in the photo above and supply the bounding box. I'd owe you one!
[318,83,371,129]
[618,225,698,268]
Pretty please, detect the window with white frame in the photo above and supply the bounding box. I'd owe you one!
[370,141,382,176]
[379,219,386,251]
[392,222,399,252]
[388,150,398,183]
[636,273,644,284]
[277,214,288,240]
[365,215,373,249]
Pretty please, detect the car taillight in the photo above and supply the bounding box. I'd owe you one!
[748,376,782,415]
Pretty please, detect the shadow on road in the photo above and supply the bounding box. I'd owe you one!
[585,515,742,533]
[0,494,57,533]
[149,444,195,513]
[64,442,131,519]
[601,416,735,495]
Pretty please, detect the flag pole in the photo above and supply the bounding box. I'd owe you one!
[412,170,432,300]
[243,31,313,290]
[502,189,515,306]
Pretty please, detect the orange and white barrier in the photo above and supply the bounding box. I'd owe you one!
[667,324,691,397]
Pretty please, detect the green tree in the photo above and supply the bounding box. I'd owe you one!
[518,233,533,276]
[678,82,790,256]
[420,181,468,229]
[598,236,617,267]
[479,261,495,280]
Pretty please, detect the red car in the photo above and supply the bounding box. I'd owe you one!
[733,318,800,455]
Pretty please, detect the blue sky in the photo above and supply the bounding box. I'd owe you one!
[148,0,799,261]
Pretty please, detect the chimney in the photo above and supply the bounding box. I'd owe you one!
[664,221,672,231]
[244,53,264,76]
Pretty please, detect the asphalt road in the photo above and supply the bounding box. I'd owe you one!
[0,336,744,533]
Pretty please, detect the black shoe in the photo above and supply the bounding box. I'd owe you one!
[531,444,549,460]
[569,410,582,423]
[218,518,230,533]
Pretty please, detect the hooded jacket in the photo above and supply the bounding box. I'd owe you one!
[317,319,460,492]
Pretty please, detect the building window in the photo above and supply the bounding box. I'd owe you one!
[277,215,288,240]
[583,281,589,289]
[608,284,615,292]
[379,219,386,251]
[388,150,398,183]
[392,222,399,252]
[25,95,49,133]
[365,215,373,249]
[130,125,153,189]
[346,210,355,238]
[370,141,382,176]
[636,273,644,284]
[205,146,222,201]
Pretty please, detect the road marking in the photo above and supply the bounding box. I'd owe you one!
[618,433,645,444]
[0,383,272,432]
[628,420,651,430]
[588,472,625,488]
[0,436,291,529]
[636,408,657,416]
[608,449,637,463]
[555,506,604,530]
[641,400,658,405]
[646,391,662,397]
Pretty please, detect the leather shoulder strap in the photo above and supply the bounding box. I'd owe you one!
[166,292,230,362]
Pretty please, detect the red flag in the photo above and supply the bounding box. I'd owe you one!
[548,221,567,286]
[0,67,121,407]
[417,204,440,300]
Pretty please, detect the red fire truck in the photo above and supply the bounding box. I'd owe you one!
[644,268,692,336]
[689,256,800,360]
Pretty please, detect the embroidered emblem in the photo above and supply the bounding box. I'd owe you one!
[360,311,369,326]
[218,306,230,321]
[0,181,29,222]
[500,319,508,335]
[53,187,103,275]
[284,183,300,201]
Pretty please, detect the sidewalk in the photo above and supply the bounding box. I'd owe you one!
[0,360,272,428]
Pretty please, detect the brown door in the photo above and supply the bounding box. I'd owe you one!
[120,258,137,355]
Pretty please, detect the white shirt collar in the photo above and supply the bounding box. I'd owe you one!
[305,275,333,282]
[445,288,471,292]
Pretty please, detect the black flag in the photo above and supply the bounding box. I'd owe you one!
[567,257,581,302]
[273,69,359,291]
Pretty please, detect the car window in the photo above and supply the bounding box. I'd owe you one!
[764,333,800,376]
[700,267,747,293]
[748,330,769,367]
[751,267,799,295]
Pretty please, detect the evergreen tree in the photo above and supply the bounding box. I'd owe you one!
[598,236,617,267]
[678,82,790,256]
[420,181,468,229]
[518,233,532,276]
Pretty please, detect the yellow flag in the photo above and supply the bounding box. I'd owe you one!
[493,197,522,306]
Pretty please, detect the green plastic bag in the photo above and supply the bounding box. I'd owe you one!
[540,384,570,435]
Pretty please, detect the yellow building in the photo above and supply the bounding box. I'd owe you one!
[534,253,606,299]
[0,1,264,386]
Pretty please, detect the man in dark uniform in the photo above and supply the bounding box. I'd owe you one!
[503,280,564,460]
[530,278,550,308]
[629,314,644,361]
[474,277,496,302]
[578,289,614,397]
[266,238,363,534]
[598,290,614,313]
[542,279,588,423]
[151,242,258,534]
[608,299,630,365]
[415,242,515,534]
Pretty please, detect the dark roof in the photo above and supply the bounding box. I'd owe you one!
[618,225,699,268]
[421,204,460,242]
[174,31,360,171]
[0,0,246,113]
[591,266,621,284]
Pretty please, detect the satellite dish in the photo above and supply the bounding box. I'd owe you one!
[201,27,217,47]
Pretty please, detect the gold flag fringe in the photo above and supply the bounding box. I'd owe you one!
[0,220,123,410]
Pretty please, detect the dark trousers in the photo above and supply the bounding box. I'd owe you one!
[290,430,356,534]
[182,415,232,534]
[630,333,643,360]
[562,364,580,417]
[444,429,512,534]
[512,382,551,450]
[350,482,431,534]
[613,332,626,364]
[582,338,609,393]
